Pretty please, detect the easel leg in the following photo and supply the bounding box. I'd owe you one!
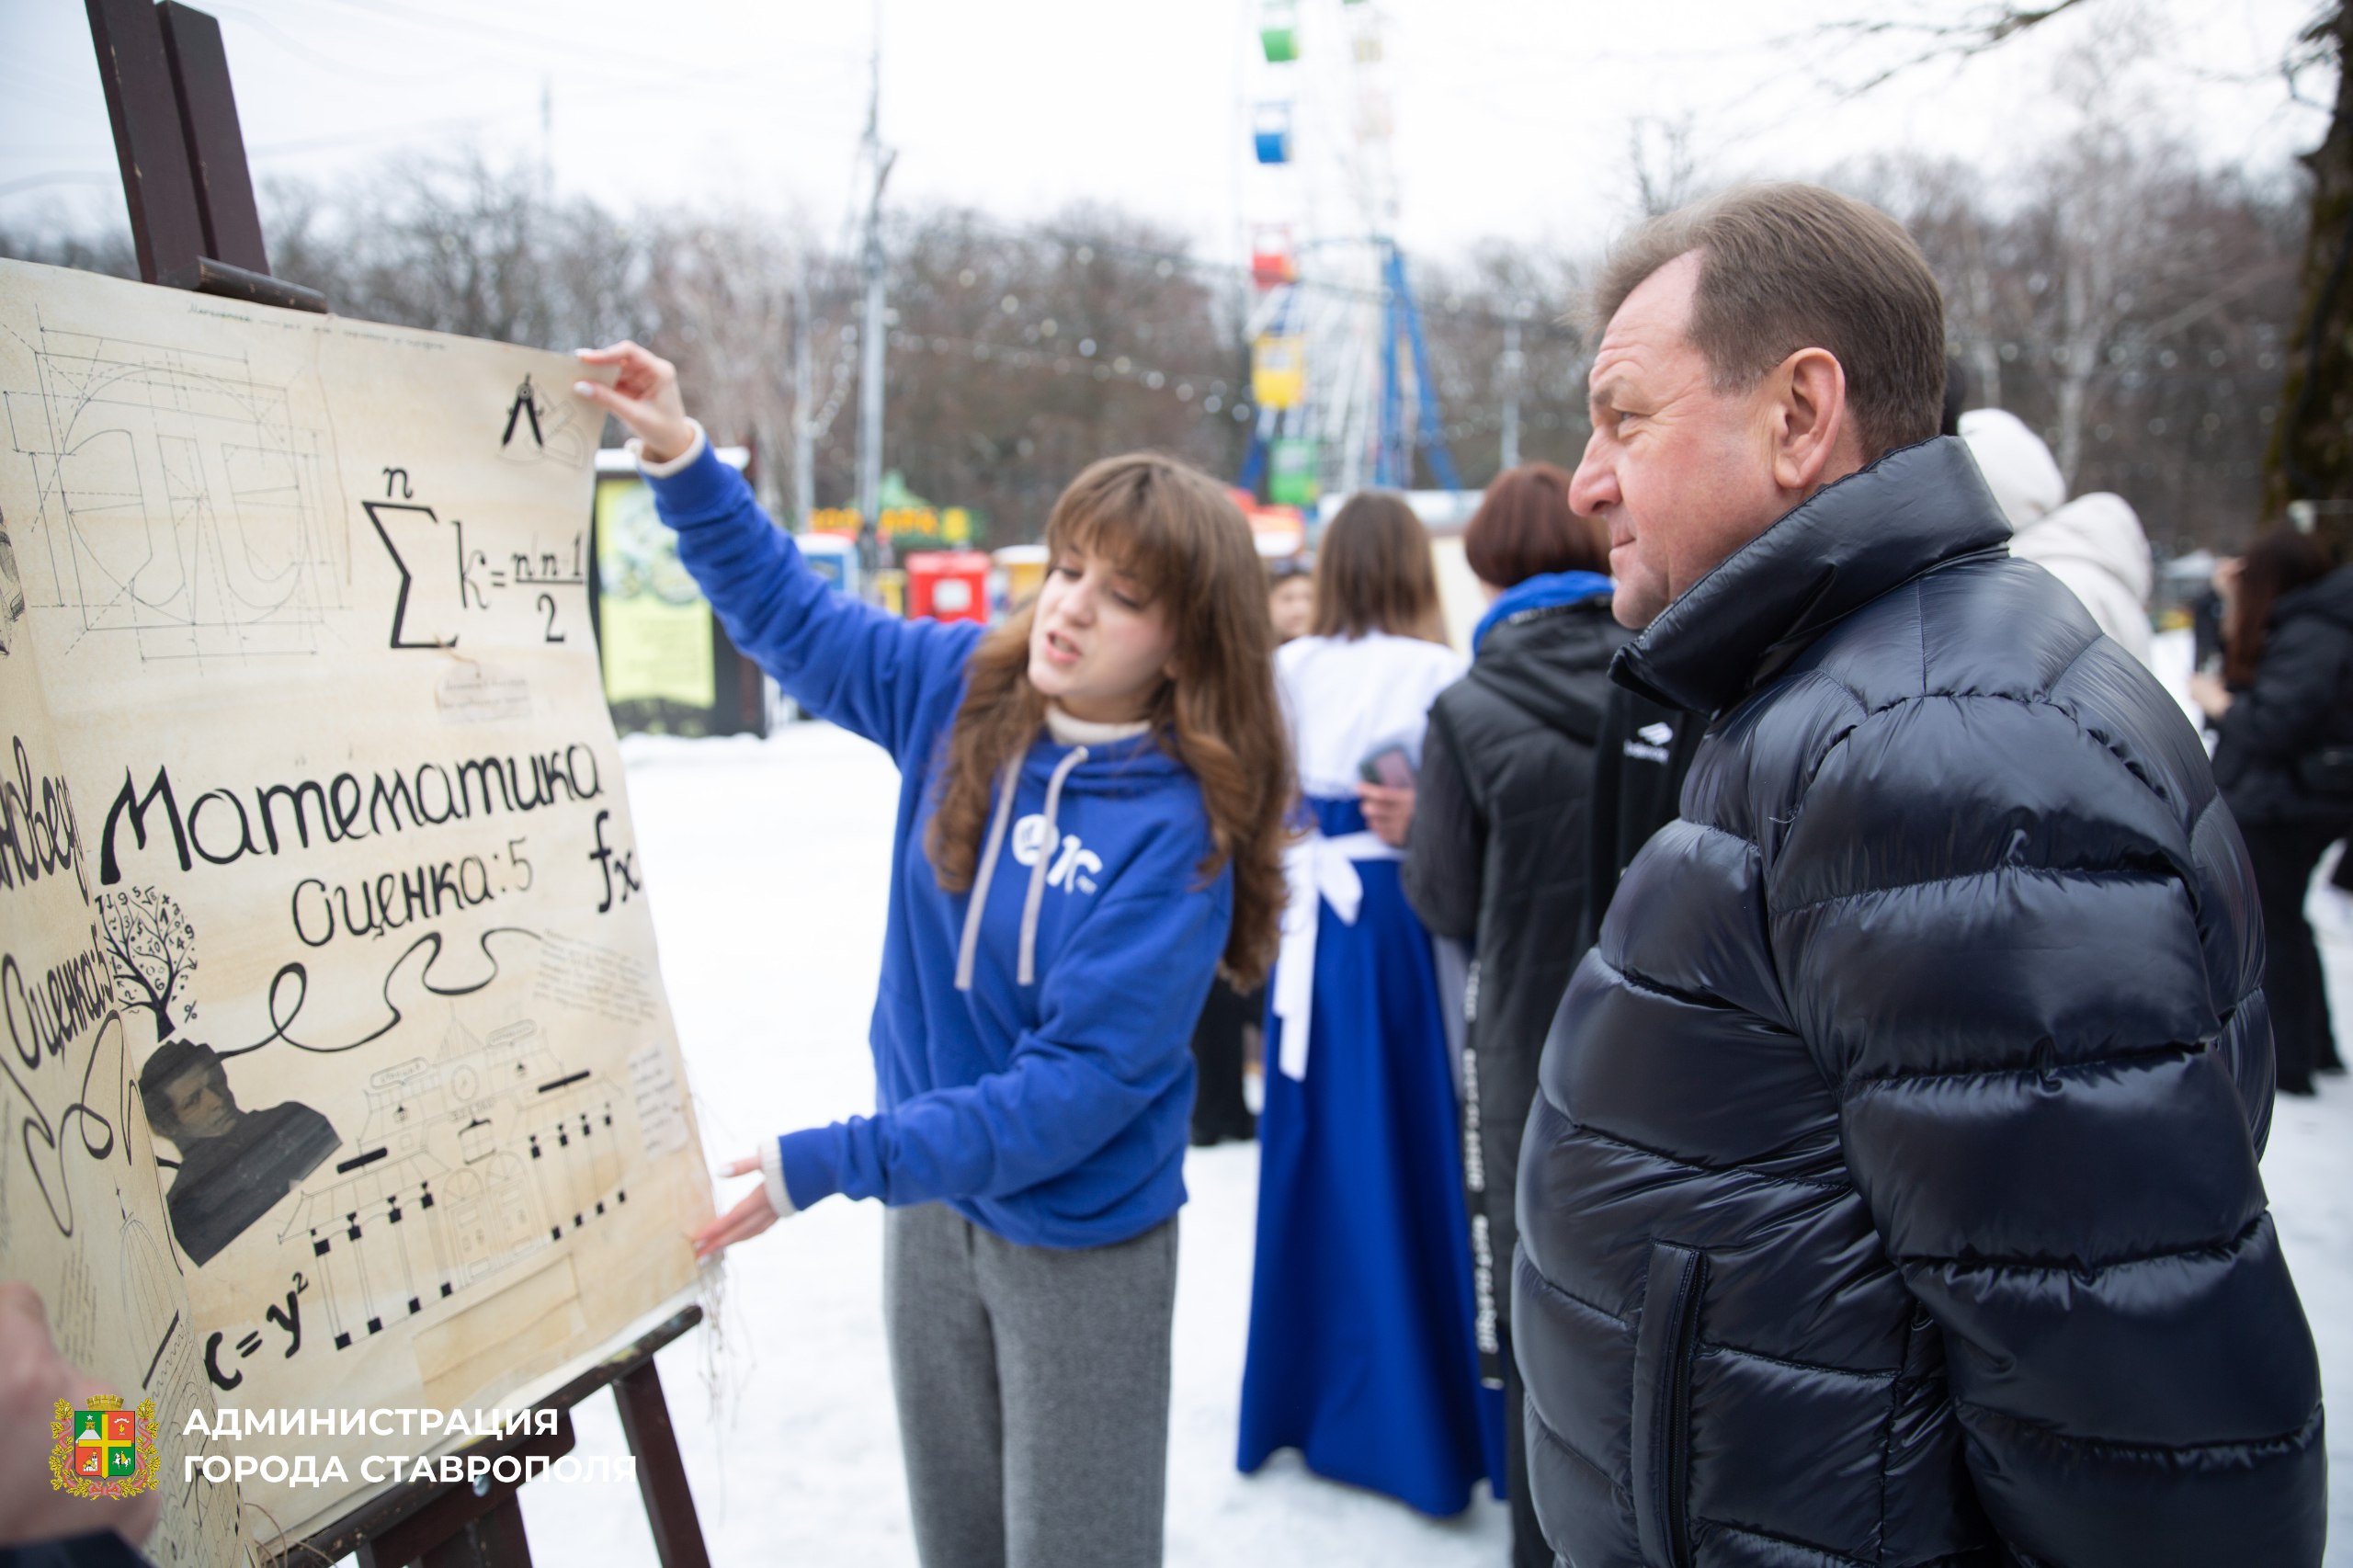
[612,1360,712,1568]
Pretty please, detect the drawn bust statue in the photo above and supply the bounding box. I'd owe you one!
[138,1040,340,1267]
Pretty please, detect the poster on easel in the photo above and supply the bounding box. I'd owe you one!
[0,256,713,1545]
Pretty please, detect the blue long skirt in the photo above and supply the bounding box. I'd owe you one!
[1236,797,1502,1516]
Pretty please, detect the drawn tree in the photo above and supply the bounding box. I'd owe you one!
[97,887,198,1042]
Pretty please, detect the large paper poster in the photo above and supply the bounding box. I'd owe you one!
[0,258,711,1544]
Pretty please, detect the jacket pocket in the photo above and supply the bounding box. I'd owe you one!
[1630,1241,1709,1568]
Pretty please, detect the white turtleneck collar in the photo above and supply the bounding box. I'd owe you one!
[1045,704,1150,746]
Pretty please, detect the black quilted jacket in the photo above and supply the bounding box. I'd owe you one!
[2212,563,2353,826]
[1404,595,1627,1308]
[1513,437,2325,1568]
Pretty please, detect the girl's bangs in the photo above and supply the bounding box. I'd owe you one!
[1048,491,1183,604]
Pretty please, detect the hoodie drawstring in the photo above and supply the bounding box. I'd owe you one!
[955,758,1022,992]
[1017,746,1087,984]
[953,744,1089,992]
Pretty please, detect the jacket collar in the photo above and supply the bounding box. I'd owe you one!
[1611,436,2011,715]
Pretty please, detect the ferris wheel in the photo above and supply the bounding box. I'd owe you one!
[1239,0,1459,510]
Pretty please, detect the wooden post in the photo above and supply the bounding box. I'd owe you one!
[85,0,205,287]
[613,1359,713,1568]
[156,1,269,273]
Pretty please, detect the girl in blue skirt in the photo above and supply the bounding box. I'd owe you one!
[1237,491,1501,1515]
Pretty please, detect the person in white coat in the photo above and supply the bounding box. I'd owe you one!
[1959,407,2156,665]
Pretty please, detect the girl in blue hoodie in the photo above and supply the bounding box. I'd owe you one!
[574,342,1289,1568]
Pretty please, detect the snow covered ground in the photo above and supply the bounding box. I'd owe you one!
[502,720,2353,1566]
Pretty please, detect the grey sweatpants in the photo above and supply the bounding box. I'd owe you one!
[883,1202,1178,1568]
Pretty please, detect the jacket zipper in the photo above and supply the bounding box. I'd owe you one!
[1663,1251,1706,1568]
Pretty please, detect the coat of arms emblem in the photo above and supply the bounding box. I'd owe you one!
[50,1396,159,1500]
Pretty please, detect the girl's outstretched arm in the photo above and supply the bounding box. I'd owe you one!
[685,863,1228,1260]
[576,342,981,761]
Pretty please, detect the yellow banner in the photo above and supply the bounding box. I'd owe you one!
[595,477,715,709]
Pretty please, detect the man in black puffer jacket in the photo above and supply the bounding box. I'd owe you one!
[1516,184,2325,1567]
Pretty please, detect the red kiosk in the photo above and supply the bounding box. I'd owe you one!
[906,550,994,622]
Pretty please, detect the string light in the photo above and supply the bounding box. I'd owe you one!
[894,211,1584,337]
[886,324,1248,421]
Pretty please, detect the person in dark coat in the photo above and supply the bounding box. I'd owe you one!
[1185,975,1259,1144]
[1518,183,2325,1567]
[1394,463,1623,1568]
[2194,528,2353,1093]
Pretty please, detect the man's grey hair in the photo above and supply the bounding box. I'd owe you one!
[1589,182,1948,460]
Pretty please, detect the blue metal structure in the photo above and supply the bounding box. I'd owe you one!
[1241,239,1459,496]
[1393,244,1461,491]
[1372,243,1460,491]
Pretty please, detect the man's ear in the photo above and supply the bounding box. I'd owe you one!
[1766,347,1855,496]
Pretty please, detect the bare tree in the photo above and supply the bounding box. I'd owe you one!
[1813,0,2099,94]
[1815,1,2352,539]
[264,155,655,350]
[2268,6,2353,540]
[1413,244,1593,485]
[1627,115,1703,221]
[880,203,1247,540]
[641,214,820,519]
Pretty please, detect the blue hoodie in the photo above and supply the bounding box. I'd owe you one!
[644,443,1227,1249]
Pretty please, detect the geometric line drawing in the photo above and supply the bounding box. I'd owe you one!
[1,312,346,665]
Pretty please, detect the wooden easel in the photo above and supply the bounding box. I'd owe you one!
[85,0,322,312]
[82,6,715,1563]
[297,1307,711,1568]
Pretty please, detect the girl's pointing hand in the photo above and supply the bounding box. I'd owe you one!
[689,1151,779,1260]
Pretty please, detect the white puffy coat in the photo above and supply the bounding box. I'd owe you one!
[1958,408,2154,666]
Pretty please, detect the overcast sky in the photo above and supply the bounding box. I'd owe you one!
[0,0,2327,267]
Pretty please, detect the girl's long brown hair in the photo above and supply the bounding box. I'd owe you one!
[925,454,1291,988]
[1312,490,1447,642]
[2224,528,2332,687]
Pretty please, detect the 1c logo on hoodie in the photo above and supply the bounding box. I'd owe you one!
[1012,816,1104,895]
